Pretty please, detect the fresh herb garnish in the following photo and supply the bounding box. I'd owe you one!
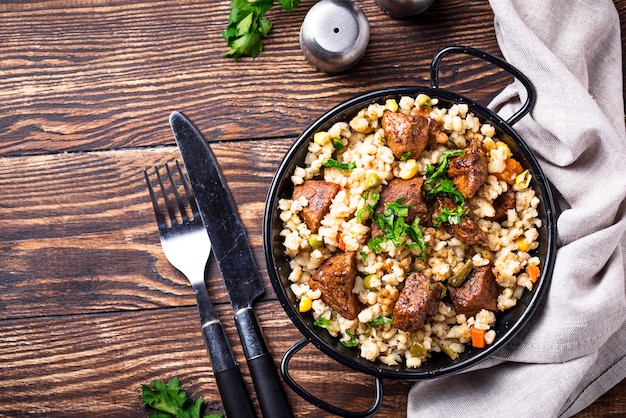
[340,330,358,347]
[332,137,344,150]
[433,205,469,227]
[400,151,411,161]
[223,0,300,60]
[367,316,393,328]
[313,317,331,328]
[360,251,368,261]
[426,177,465,205]
[405,217,427,259]
[323,158,357,171]
[141,377,221,418]
[356,192,380,223]
[425,149,467,226]
[367,198,426,258]
[425,149,464,184]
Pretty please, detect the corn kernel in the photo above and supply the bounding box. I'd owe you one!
[515,169,532,190]
[399,159,418,179]
[516,237,530,252]
[384,99,398,112]
[313,131,330,146]
[299,295,312,312]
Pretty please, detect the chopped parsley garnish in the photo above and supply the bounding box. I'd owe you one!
[427,177,465,205]
[340,330,358,347]
[313,317,331,328]
[425,149,467,226]
[323,158,357,171]
[356,192,380,223]
[425,149,464,185]
[367,316,393,328]
[367,198,427,259]
[433,205,469,227]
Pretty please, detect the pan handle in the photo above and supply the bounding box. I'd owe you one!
[280,338,384,418]
[430,45,536,126]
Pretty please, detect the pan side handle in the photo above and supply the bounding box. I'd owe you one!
[280,338,384,418]
[430,45,536,126]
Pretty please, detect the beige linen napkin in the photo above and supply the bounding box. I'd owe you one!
[407,1,626,416]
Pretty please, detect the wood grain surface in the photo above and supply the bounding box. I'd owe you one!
[0,1,624,417]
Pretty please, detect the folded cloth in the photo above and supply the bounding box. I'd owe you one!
[407,1,626,417]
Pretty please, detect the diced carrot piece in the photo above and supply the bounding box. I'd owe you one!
[494,158,524,185]
[526,264,541,283]
[338,237,347,251]
[471,327,486,348]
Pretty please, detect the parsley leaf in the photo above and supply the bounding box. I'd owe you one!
[367,198,426,258]
[433,205,469,227]
[141,377,219,418]
[405,217,427,259]
[424,149,469,226]
[356,192,380,223]
[332,137,344,150]
[323,158,357,171]
[367,316,393,328]
[314,317,331,328]
[340,330,358,347]
[223,0,300,60]
[425,149,464,185]
[426,177,465,205]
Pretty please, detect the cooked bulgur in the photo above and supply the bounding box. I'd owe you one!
[278,95,542,368]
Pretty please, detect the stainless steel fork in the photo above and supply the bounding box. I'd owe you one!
[144,161,256,418]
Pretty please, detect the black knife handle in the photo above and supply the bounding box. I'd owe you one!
[235,306,294,418]
[202,321,257,418]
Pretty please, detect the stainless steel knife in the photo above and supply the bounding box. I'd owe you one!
[170,111,294,418]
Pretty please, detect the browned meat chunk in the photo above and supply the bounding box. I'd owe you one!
[448,263,499,317]
[309,251,360,320]
[371,177,429,238]
[432,197,488,245]
[409,108,450,145]
[293,180,340,233]
[393,272,443,332]
[382,110,429,160]
[487,187,516,223]
[447,140,489,198]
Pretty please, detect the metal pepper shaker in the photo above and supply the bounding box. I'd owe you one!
[377,0,435,18]
[299,0,370,73]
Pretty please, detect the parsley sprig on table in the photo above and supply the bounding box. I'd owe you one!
[223,0,300,60]
[141,377,223,418]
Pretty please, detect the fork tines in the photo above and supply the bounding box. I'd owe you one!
[144,161,199,229]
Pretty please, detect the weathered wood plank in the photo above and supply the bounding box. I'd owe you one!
[0,302,413,417]
[0,141,291,320]
[0,0,512,155]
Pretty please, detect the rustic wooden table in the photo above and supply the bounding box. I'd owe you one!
[1,1,624,417]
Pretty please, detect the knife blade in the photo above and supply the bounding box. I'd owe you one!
[170,111,294,418]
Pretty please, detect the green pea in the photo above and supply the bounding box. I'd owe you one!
[363,274,379,289]
[365,172,381,189]
[308,234,324,249]
[416,94,432,108]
